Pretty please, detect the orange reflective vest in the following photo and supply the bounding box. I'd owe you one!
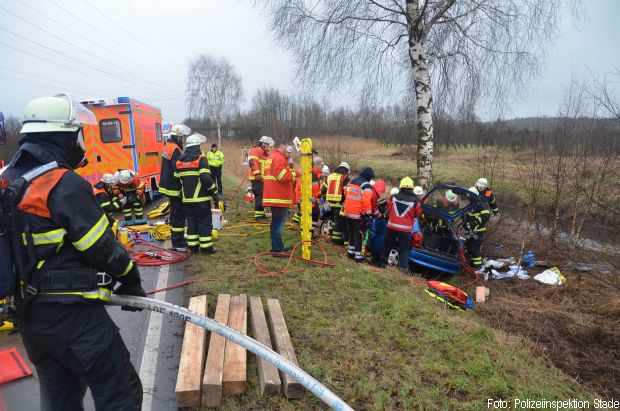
[343,177,372,219]
[248,146,267,181]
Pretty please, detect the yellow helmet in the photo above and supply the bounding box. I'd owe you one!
[399,177,414,189]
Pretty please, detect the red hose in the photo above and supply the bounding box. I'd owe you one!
[253,239,335,275]
[128,241,191,266]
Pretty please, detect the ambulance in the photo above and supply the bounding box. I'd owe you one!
[78,97,165,201]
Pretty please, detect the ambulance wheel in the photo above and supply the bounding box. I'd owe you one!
[320,218,333,237]
[387,249,399,267]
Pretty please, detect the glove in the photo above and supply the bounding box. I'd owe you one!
[213,194,220,205]
[119,197,128,207]
[361,214,372,230]
[114,266,146,311]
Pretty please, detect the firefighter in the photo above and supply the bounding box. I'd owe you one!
[263,140,295,253]
[159,124,187,248]
[380,177,422,272]
[321,162,351,245]
[370,179,386,218]
[3,93,145,410]
[474,177,499,214]
[116,169,145,221]
[174,135,218,254]
[343,166,375,262]
[93,173,122,224]
[413,186,425,199]
[248,136,274,220]
[207,143,225,195]
[464,187,492,271]
[293,156,323,232]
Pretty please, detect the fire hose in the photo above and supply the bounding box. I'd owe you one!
[108,295,354,411]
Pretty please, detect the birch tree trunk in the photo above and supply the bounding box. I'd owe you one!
[216,119,222,148]
[410,41,434,190]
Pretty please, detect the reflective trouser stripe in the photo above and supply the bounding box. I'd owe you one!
[199,236,213,249]
[332,232,342,240]
[292,213,301,223]
[254,210,266,217]
[171,227,185,233]
[187,234,199,246]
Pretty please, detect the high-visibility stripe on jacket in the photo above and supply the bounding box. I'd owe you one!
[174,154,217,203]
[323,172,349,206]
[386,192,421,233]
[4,161,139,304]
[159,140,182,197]
[263,149,294,208]
[206,149,225,167]
[93,186,120,213]
[248,146,267,181]
[464,207,491,233]
[343,176,372,219]
[479,188,498,213]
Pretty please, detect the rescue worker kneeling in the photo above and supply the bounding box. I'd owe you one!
[3,93,145,411]
[116,169,145,221]
[93,173,122,224]
[174,135,218,254]
[380,177,421,273]
[343,166,375,262]
[464,187,491,271]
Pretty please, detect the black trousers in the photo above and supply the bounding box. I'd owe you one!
[330,206,347,244]
[251,180,265,218]
[345,218,364,257]
[185,202,213,251]
[168,196,187,247]
[380,229,411,270]
[465,233,484,269]
[20,303,142,411]
[209,166,223,195]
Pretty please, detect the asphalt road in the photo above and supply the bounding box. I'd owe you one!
[0,200,191,411]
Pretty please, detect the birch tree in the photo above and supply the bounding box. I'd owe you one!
[262,0,569,188]
[186,55,244,146]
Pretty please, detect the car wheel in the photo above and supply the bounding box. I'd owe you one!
[387,249,399,267]
[320,218,333,237]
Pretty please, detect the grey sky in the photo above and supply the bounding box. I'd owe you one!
[0,0,618,122]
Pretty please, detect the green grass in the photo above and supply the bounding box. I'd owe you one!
[182,173,594,410]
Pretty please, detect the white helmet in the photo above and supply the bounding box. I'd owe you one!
[413,186,424,196]
[118,170,134,185]
[21,93,96,134]
[390,187,399,196]
[338,162,350,172]
[446,190,458,203]
[468,186,479,195]
[185,134,203,148]
[101,173,116,185]
[475,178,488,190]
[170,124,192,137]
[258,136,274,146]
[322,165,330,176]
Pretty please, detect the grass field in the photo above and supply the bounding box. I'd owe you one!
[183,172,595,410]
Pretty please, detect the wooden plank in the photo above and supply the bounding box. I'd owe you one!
[201,294,231,407]
[222,294,248,395]
[175,295,208,407]
[266,299,303,399]
[249,296,281,395]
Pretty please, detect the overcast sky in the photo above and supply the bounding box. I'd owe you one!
[0,0,618,122]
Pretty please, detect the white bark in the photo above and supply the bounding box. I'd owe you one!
[410,40,434,189]
[216,119,222,148]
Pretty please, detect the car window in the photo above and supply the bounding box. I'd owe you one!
[426,187,471,215]
[99,118,122,143]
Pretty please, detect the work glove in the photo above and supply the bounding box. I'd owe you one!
[114,266,146,311]
[119,197,128,207]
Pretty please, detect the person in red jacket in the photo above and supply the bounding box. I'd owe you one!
[380,177,421,273]
[115,169,145,221]
[248,136,274,220]
[263,140,294,253]
[370,179,386,218]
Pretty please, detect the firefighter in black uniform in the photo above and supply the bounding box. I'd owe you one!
[174,135,218,254]
[93,173,121,224]
[3,94,145,410]
[159,124,188,247]
[464,187,492,270]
